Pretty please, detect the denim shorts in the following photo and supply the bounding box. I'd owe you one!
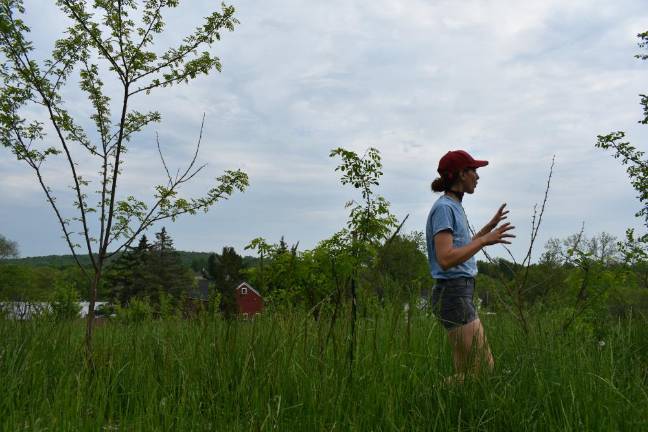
[431,277,478,330]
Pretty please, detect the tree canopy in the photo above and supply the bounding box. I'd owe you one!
[0,234,18,259]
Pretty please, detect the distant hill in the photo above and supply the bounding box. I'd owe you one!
[4,251,259,270]
[3,254,97,268]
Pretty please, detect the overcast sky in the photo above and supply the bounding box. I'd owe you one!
[1,0,647,262]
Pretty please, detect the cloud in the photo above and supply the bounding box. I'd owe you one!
[1,0,647,259]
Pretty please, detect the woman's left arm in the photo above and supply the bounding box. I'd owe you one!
[473,203,508,240]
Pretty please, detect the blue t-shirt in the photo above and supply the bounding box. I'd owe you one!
[425,195,478,280]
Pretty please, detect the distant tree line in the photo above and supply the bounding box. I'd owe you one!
[2,227,648,328]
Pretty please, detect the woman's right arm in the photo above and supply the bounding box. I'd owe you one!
[435,223,515,271]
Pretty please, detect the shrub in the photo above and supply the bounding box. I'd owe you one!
[49,281,81,321]
[95,303,115,318]
[115,298,153,324]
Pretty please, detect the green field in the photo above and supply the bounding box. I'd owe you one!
[1,307,647,431]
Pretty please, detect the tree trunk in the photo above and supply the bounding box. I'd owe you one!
[85,270,101,365]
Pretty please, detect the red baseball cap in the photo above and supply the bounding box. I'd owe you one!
[437,150,489,175]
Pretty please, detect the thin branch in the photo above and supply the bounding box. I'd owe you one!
[105,115,158,153]
[81,58,110,150]
[106,117,213,257]
[384,214,409,247]
[1,22,98,271]
[12,130,89,279]
[59,0,127,85]
[469,222,518,276]
[467,233,522,322]
[517,156,555,291]
[156,132,172,185]
[175,113,206,184]
[43,50,76,83]
[522,155,555,266]
[177,163,207,185]
[115,0,130,78]
[607,141,648,170]
[98,152,110,257]
[525,204,538,267]
[501,244,519,266]
[100,82,130,260]
[105,190,230,258]
[131,1,164,62]
[131,12,233,84]
[128,75,182,97]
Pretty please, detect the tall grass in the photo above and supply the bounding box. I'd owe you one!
[1,305,647,431]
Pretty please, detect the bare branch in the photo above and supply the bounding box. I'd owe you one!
[174,113,206,185]
[501,244,519,266]
[384,214,409,247]
[156,132,172,185]
[522,155,555,266]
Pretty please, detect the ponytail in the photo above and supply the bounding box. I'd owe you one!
[430,171,458,193]
[431,177,446,192]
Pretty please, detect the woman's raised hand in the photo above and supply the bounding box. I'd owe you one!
[481,222,516,246]
[486,203,509,230]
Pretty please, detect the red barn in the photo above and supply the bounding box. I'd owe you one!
[235,282,263,316]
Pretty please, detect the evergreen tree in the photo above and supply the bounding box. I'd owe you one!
[149,227,193,310]
[215,246,243,318]
[190,258,203,273]
[206,253,220,280]
[277,236,289,255]
[105,229,192,312]
[154,228,174,253]
[104,235,152,306]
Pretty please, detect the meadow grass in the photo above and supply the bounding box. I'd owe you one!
[1,305,647,431]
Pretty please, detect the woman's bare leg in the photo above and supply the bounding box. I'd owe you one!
[447,318,494,377]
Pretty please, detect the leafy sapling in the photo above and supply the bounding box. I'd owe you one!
[0,1,248,355]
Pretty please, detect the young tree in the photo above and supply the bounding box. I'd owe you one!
[330,147,398,249]
[244,237,274,292]
[50,280,82,321]
[0,1,248,354]
[329,147,397,374]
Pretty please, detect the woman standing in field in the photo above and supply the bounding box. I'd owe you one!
[426,150,515,382]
